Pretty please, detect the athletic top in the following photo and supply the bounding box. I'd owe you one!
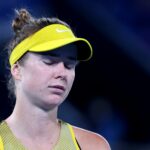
[0,120,81,150]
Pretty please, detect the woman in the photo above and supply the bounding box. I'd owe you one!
[0,9,110,150]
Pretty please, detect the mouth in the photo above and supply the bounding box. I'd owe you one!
[48,85,66,92]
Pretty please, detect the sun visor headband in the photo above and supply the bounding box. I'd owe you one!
[9,24,93,66]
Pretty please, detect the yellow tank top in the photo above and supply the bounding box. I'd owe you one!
[0,120,81,150]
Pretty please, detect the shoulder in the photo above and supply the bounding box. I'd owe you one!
[72,126,111,150]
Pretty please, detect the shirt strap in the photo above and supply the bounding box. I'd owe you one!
[67,124,81,150]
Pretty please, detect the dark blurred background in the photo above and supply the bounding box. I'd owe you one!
[0,0,150,149]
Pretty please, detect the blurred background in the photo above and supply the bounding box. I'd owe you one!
[0,0,150,149]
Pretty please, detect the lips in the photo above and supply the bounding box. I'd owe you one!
[48,85,65,92]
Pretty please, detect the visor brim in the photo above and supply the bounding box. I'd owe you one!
[29,38,93,61]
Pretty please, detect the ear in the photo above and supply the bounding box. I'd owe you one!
[11,63,22,80]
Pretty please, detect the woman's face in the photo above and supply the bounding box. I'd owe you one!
[14,44,78,110]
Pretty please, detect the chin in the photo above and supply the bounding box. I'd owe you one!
[38,92,68,110]
[39,99,63,111]
[46,94,65,105]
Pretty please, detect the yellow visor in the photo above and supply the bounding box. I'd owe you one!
[9,24,93,66]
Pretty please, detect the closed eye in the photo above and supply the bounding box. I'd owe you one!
[64,61,79,70]
[41,55,79,69]
[43,60,57,65]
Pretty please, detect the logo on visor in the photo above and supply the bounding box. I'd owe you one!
[56,28,70,33]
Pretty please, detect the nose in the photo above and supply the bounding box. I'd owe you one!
[54,62,67,80]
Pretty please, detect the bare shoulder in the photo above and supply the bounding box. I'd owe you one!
[73,126,111,150]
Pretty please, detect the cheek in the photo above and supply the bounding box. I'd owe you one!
[68,71,75,87]
[21,67,47,87]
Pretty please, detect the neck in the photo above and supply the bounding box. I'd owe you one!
[6,96,60,138]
